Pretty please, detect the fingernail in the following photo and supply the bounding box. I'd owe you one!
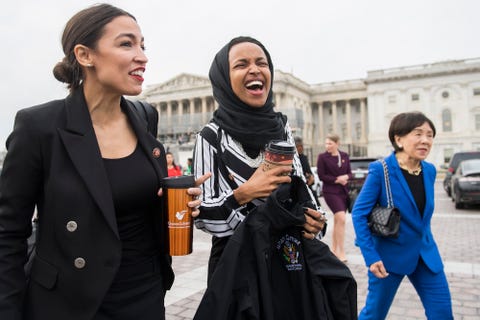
[303,207,310,213]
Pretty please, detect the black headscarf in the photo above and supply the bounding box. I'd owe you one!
[210,36,286,157]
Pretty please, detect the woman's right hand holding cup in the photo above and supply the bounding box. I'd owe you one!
[233,164,291,205]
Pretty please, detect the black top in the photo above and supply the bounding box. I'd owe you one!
[103,144,159,267]
[400,169,425,217]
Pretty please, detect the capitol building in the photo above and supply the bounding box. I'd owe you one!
[138,57,480,169]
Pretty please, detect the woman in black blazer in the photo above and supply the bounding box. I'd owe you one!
[0,4,207,320]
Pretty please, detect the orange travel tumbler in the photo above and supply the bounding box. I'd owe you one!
[162,175,195,256]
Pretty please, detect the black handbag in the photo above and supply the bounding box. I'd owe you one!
[367,159,401,238]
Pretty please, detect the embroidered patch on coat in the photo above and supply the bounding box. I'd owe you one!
[276,234,303,271]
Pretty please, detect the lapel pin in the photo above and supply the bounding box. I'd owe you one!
[152,147,161,158]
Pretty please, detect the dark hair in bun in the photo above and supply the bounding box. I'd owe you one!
[52,3,135,91]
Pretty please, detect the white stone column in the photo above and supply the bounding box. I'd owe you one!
[202,97,207,125]
[167,101,172,129]
[345,100,352,143]
[360,98,367,143]
[178,100,184,116]
[189,98,195,132]
[318,102,324,144]
[306,103,312,144]
[332,101,338,134]
[275,93,282,109]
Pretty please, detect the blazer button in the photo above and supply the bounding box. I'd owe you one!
[66,221,78,232]
[74,257,86,269]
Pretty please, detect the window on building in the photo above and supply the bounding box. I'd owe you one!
[476,114,480,131]
[341,124,347,140]
[355,123,361,140]
[473,88,480,96]
[442,91,449,99]
[442,109,452,132]
[411,93,419,101]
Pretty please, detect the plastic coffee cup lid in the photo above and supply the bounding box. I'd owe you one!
[162,175,195,188]
[265,140,296,154]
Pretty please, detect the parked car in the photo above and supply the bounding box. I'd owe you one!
[347,157,378,212]
[443,151,480,196]
[348,157,378,193]
[450,159,480,209]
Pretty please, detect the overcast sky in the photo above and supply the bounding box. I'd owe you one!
[1,0,478,148]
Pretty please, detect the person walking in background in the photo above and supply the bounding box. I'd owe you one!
[166,151,182,176]
[192,36,327,281]
[0,4,207,319]
[295,136,320,205]
[352,111,453,319]
[183,157,193,175]
[316,133,352,262]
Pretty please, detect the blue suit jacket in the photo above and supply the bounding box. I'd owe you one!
[352,152,444,275]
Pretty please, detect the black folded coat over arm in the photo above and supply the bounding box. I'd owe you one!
[194,176,357,320]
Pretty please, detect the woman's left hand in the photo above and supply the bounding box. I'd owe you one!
[157,173,211,217]
[301,207,327,240]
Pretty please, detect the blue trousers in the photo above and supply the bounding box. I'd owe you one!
[359,258,453,320]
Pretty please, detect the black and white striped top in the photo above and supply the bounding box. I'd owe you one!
[193,121,319,237]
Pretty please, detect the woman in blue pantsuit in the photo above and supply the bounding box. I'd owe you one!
[352,112,453,319]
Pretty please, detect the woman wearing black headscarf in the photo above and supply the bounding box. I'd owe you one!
[193,36,327,280]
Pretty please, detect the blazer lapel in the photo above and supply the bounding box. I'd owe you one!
[422,162,435,221]
[58,90,119,239]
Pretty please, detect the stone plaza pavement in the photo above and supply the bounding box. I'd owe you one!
[165,181,480,319]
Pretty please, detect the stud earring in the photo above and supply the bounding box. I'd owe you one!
[398,144,403,149]
[86,63,93,67]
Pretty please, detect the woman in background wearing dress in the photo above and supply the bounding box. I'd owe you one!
[316,133,352,262]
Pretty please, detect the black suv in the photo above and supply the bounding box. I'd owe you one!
[347,157,378,211]
[348,157,378,192]
[443,151,480,196]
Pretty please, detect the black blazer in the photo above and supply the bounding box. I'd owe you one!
[0,88,174,320]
